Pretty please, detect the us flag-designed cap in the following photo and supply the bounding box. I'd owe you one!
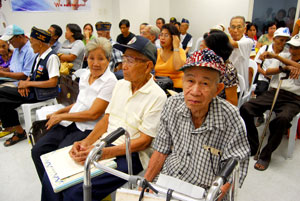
[180,48,226,75]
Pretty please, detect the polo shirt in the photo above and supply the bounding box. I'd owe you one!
[9,40,36,76]
[60,67,117,131]
[102,76,167,169]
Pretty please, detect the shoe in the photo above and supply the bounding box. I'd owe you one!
[254,159,271,171]
[0,129,15,138]
[3,131,27,147]
[255,116,265,127]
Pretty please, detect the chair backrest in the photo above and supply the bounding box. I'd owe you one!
[238,74,246,108]
[248,59,258,91]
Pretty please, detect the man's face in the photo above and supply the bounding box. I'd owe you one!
[8,35,21,48]
[180,23,189,34]
[0,39,9,55]
[122,49,151,83]
[156,19,163,30]
[183,67,223,114]
[48,26,57,42]
[120,24,129,35]
[30,37,41,53]
[141,27,155,43]
[140,24,146,34]
[97,30,109,39]
[289,45,300,59]
[228,18,246,41]
[273,36,289,50]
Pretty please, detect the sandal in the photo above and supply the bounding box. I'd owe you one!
[254,159,270,171]
[3,131,27,147]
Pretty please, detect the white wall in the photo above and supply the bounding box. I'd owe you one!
[1,0,251,45]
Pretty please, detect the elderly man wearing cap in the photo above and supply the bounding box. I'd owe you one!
[0,27,60,145]
[144,49,250,198]
[240,33,300,171]
[228,16,254,90]
[95,21,123,75]
[40,36,167,201]
[180,18,193,55]
[0,24,35,81]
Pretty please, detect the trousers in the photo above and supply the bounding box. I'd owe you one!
[240,88,300,160]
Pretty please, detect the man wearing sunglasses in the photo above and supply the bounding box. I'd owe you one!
[0,24,35,81]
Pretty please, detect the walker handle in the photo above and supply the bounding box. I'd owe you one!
[101,127,125,145]
[217,158,238,183]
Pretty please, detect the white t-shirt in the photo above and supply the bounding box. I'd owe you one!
[229,35,253,90]
[180,33,193,48]
[60,67,117,131]
[58,40,85,70]
[32,47,60,79]
[255,44,289,82]
[269,54,300,96]
[101,76,167,169]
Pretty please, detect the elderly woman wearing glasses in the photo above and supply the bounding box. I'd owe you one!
[155,23,186,92]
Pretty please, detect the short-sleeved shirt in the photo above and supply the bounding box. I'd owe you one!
[258,34,273,47]
[31,47,60,79]
[255,44,289,82]
[229,35,253,90]
[154,94,250,189]
[58,40,85,70]
[116,32,135,45]
[101,76,167,169]
[155,48,186,88]
[269,54,300,96]
[218,61,239,99]
[9,40,36,76]
[51,41,62,54]
[60,67,117,131]
[108,39,123,71]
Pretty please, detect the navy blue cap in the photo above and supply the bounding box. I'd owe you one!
[30,27,51,43]
[181,18,189,24]
[113,36,157,65]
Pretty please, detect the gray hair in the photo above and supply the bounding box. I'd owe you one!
[230,16,246,26]
[147,25,160,40]
[85,37,112,60]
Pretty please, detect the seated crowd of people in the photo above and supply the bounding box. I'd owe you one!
[0,14,299,201]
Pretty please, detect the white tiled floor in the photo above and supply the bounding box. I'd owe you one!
[0,125,299,201]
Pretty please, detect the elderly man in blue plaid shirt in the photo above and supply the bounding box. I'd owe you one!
[144,49,250,199]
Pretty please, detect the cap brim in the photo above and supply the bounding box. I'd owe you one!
[113,43,139,53]
[287,41,300,47]
[0,34,13,41]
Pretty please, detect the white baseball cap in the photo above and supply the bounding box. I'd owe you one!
[0,24,24,41]
[273,27,291,38]
[287,34,300,47]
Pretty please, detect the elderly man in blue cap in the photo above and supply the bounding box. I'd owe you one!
[180,18,193,55]
[144,49,250,200]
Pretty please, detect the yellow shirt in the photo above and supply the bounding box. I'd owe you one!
[155,48,186,88]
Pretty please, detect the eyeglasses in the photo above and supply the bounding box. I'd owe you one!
[122,55,149,66]
[159,33,170,38]
[230,25,244,30]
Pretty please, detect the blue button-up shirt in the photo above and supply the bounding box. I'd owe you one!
[10,40,36,76]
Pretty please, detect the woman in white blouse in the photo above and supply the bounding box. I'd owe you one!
[31,37,117,182]
[57,23,85,71]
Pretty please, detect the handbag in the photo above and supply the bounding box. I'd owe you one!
[155,76,174,93]
[60,62,74,75]
[28,119,48,146]
[34,87,59,101]
[57,75,79,105]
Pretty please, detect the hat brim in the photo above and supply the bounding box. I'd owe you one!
[287,41,300,47]
[0,34,14,41]
[113,43,137,53]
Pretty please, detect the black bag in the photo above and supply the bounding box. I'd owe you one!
[155,76,174,93]
[28,120,48,146]
[57,75,79,105]
[34,87,59,101]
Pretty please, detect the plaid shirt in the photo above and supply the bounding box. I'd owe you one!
[108,39,123,71]
[153,93,250,189]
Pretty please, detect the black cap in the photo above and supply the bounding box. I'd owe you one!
[95,21,112,31]
[30,27,51,43]
[113,36,157,65]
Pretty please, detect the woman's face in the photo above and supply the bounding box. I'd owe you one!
[160,29,172,48]
[84,25,93,35]
[268,25,277,36]
[87,47,109,78]
[65,27,74,40]
[0,40,9,55]
[247,25,257,39]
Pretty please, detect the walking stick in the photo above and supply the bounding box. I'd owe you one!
[254,69,290,160]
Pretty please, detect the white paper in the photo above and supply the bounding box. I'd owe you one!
[156,174,205,199]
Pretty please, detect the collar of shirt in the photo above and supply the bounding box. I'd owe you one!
[18,40,31,54]
[175,94,225,132]
[98,65,114,82]
[125,74,155,95]
[38,47,52,60]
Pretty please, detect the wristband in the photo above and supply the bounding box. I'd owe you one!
[173,48,179,52]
